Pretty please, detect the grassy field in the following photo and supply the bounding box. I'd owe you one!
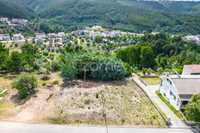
[142,77,161,85]
[0,73,167,127]
[48,80,167,127]
[0,75,14,90]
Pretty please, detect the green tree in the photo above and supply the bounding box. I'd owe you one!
[0,43,9,71]
[128,45,141,67]
[140,45,155,69]
[184,93,200,122]
[89,57,127,80]
[61,54,77,80]
[13,74,38,99]
[116,45,155,69]
[9,52,24,72]
[21,44,39,71]
[95,36,103,43]
[61,53,127,81]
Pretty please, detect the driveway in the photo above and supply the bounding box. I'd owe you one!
[0,121,196,133]
[132,75,188,128]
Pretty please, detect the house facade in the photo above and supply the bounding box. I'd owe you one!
[11,18,28,26]
[0,17,8,23]
[12,34,25,41]
[0,34,11,41]
[160,75,200,110]
[34,33,47,44]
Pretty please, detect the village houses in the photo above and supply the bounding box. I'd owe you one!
[0,17,9,23]
[0,34,11,41]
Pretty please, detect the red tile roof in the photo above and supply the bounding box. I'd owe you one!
[182,65,200,75]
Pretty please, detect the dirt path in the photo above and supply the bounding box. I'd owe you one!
[5,87,58,123]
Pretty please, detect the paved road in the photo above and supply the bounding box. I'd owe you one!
[146,85,187,128]
[132,75,187,128]
[0,121,196,133]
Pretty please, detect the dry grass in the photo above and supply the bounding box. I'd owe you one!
[142,77,161,85]
[38,73,62,88]
[0,76,13,90]
[0,102,16,119]
[48,80,166,127]
[0,75,17,119]
[0,73,166,127]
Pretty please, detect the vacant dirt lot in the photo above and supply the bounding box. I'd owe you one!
[0,73,166,127]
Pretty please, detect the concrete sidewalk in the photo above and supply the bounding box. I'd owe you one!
[0,121,195,133]
[132,75,188,128]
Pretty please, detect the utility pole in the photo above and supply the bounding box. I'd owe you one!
[100,90,108,133]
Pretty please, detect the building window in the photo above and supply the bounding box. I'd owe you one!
[167,79,172,85]
[182,101,188,106]
[170,91,173,95]
[177,99,180,106]
[173,95,176,100]
[170,91,176,100]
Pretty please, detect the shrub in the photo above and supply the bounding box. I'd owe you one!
[51,61,61,72]
[13,74,38,99]
[88,57,127,80]
[61,53,128,81]
[52,80,59,85]
[123,63,133,76]
[76,54,127,80]
[41,75,50,81]
[61,53,85,80]
[0,88,7,98]
[0,43,10,71]
[184,93,200,122]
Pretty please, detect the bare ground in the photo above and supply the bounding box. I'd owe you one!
[0,74,166,127]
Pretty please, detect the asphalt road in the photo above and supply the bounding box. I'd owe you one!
[0,121,196,133]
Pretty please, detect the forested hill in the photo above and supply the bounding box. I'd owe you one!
[1,0,200,34]
[0,0,34,19]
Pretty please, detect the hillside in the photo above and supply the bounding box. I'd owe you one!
[2,0,200,34]
[0,0,34,18]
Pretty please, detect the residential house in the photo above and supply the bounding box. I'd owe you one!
[184,35,200,44]
[45,33,65,51]
[34,33,46,44]
[11,18,28,26]
[182,65,200,75]
[160,75,200,110]
[0,34,11,41]
[0,17,8,23]
[12,34,25,42]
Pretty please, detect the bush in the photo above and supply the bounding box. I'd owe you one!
[41,75,50,81]
[123,63,133,76]
[61,54,77,80]
[88,57,127,80]
[61,53,127,81]
[184,93,200,122]
[13,74,38,99]
[0,88,7,98]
